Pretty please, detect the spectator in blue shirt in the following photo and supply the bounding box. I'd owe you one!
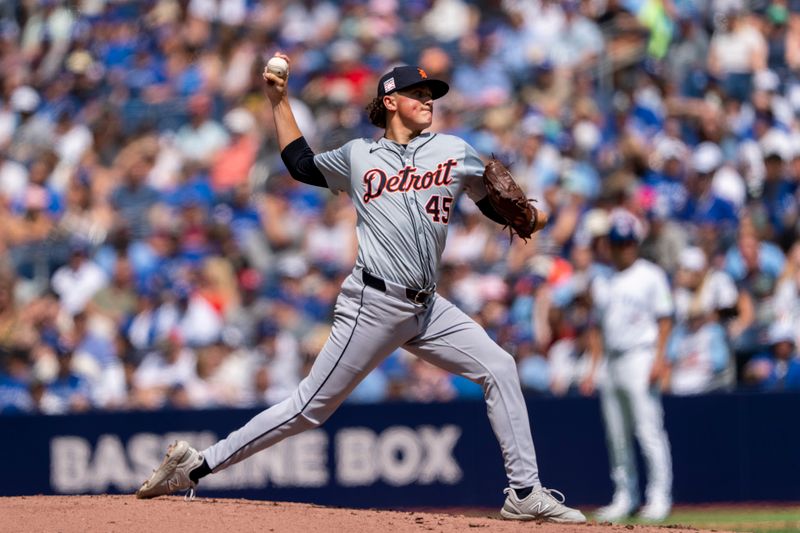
[643,139,690,220]
[724,225,786,283]
[743,321,800,391]
[109,150,161,240]
[0,350,34,414]
[724,224,785,355]
[754,141,798,247]
[685,142,739,229]
[41,342,92,414]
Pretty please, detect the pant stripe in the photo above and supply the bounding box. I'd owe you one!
[212,284,367,471]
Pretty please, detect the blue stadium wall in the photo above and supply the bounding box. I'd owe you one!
[1,393,798,507]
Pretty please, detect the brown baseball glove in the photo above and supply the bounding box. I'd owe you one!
[482,157,548,241]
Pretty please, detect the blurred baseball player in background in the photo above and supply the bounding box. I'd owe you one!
[581,208,674,522]
[135,53,585,524]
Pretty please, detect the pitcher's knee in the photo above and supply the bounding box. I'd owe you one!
[481,351,520,387]
[295,412,324,430]
[296,404,339,429]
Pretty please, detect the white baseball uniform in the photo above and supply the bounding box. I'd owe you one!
[591,258,673,506]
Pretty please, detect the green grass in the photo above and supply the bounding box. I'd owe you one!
[607,506,800,532]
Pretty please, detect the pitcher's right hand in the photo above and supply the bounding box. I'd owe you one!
[263,52,291,106]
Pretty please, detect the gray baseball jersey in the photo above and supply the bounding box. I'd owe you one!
[314,133,487,289]
[200,132,543,493]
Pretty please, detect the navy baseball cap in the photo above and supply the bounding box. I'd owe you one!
[377,66,449,99]
[608,209,645,244]
[608,225,638,244]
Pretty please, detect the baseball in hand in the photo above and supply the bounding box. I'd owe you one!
[267,56,289,79]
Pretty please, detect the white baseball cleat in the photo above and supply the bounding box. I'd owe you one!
[500,487,587,523]
[594,492,639,522]
[136,440,204,499]
[638,498,671,522]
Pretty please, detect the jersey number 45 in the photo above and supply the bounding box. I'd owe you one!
[425,195,454,224]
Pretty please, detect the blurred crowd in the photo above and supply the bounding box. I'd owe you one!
[2,0,800,415]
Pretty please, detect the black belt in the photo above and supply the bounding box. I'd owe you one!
[361,270,434,305]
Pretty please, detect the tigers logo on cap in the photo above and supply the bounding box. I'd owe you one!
[418,68,428,79]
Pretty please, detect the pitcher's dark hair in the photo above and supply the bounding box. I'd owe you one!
[366,96,387,128]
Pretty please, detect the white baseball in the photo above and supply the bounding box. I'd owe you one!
[267,56,289,79]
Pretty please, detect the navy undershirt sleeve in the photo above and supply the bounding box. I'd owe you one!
[476,196,507,226]
[280,136,328,188]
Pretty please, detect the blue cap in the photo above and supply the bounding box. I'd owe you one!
[257,320,279,339]
[69,238,91,255]
[377,66,449,99]
[608,210,644,243]
[609,226,639,243]
[563,0,579,12]
[55,338,74,358]
[609,226,636,243]
[172,283,192,300]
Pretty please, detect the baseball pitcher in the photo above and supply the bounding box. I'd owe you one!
[136,54,584,523]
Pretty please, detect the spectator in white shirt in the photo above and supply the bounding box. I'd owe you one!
[155,284,224,348]
[133,330,199,409]
[667,302,732,395]
[51,241,108,315]
[708,7,767,101]
[673,246,739,324]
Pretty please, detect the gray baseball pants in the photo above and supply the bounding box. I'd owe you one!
[202,269,541,489]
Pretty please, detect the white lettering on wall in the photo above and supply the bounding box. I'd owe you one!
[50,436,91,493]
[417,425,462,484]
[336,428,378,486]
[49,425,460,493]
[335,425,462,487]
[91,434,135,491]
[379,427,423,486]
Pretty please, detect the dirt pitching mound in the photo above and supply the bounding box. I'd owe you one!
[0,495,716,533]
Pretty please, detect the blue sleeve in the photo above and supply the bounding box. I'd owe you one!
[723,199,739,224]
[761,242,787,278]
[48,187,63,215]
[723,248,745,281]
[785,360,800,390]
[707,323,730,372]
[666,325,683,363]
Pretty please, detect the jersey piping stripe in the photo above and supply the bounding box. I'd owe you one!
[384,145,430,289]
[211,284,368,472]
[402,192,432,288]
[411,134,438,287]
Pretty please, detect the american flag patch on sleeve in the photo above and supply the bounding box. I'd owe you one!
[383,78,395,93]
